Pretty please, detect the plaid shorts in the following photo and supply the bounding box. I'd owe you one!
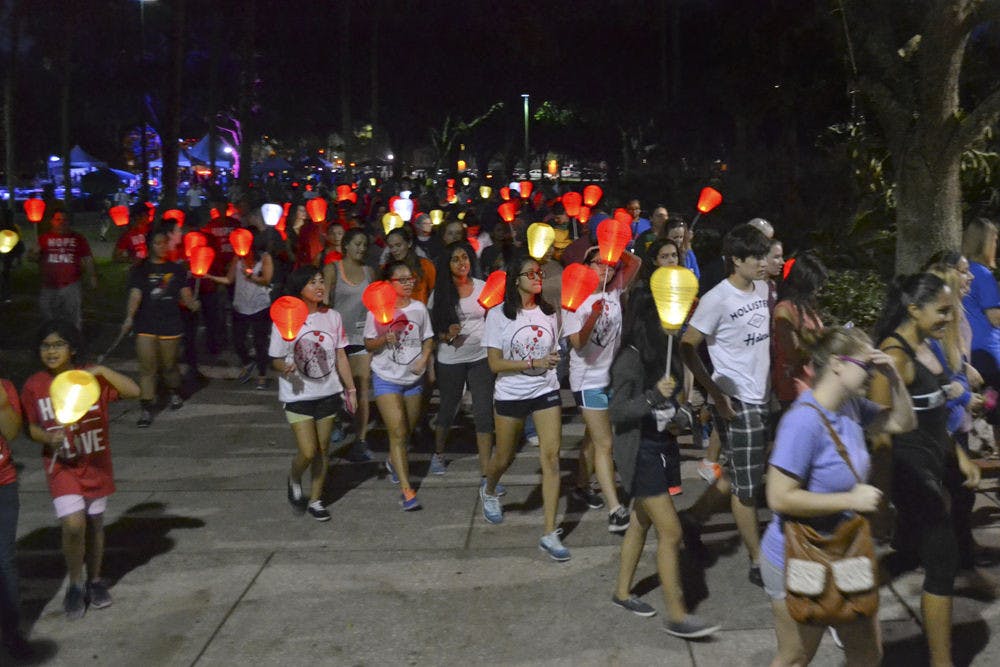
[711,397,770,502]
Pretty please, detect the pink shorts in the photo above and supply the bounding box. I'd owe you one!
[53,494,108,519]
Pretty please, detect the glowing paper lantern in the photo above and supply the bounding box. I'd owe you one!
[381,212,404,235]
[145,201,157,222]
[0,229,19,254]
[429,209,445,226]
[479,186,492,200]
[261,203,282,226]
[696,187,723,214]
[563,192,582,218]
[478,270,507,309]
[189,245,215,277]
[306,198,327,223]
[269,296,310,341]
[467,235,480,253]
[596,217,632,265]
[162,209,185,226]
[577,206,591,224]
[109,205,129,227]
[24,198,45,223]
[369,177,378,187]
[547,159,558,177]
[613,208,633,226]
[650,266,699,331]
[461,176,471,187]
[49,370,100,425]
[209,207,221,219]
[183,231,207,258]
[582,185,603,207]
[392,197,414,222]
[561,263,599,312]
[519,181,533,199]
[457,160,467,172]
[229,228,253,258]
[782,258,796,281]
[497,202,518,224]
[500,187,511,201]
[362,281,398,325]
[336,185,353,202]
[526,223,555,260]
[446,188,458,204]
[226,203,238,217]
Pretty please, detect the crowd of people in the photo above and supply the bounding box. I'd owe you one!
[1,177,999,664]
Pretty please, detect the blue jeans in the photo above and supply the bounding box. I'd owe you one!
[0,482,21,637]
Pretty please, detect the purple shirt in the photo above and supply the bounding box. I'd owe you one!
[760,390,878,569]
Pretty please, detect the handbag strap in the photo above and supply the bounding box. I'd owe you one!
[800,402,863,484]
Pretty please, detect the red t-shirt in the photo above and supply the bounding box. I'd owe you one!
[38,231,92,288]
[0,380,21,486]
[202,216,239,274]
[296,221,328,267]
[21,370,119,499]
[115,228,148,261]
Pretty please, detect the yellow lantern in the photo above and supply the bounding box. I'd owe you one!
[526,223,555,260]
[429,209,444,226]
[369,177,377,187]
[457,211,466,221]
[547,159,558,176]
[0,229,18,254]
[461,176,471,187]
[457,159,467,172]
[381,212,404,235]
[650,266,699,331]
[50,370,101,425]
[479,186,492,200]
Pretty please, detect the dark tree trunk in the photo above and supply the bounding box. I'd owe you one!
[3,1,20,215]
[161,0,186,209]
[235,0,255,193]
[340,0,353,179]
[370,0,380,162]
[207,15,220,184]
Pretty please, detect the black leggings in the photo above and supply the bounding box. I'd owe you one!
[434,357,495,434]
[233,308,271,376]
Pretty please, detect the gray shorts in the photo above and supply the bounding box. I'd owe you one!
[761,554,786,600]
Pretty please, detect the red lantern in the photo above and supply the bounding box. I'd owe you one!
[499,187,511,201]
[596,217,632,265]
[497,202,518,224]
[24,198,45,223]
[446,187,457,204]
[269,296,310,341]
[183,231,207,259]
[336,185,352,202]
[467,235,480,253]
[561,263,599,312]
[782,258,796,281]
[478,270,507,309]
[145,201,157,223]
[323,251,343,265]
[577,206,591,224]
[446,178,456,189]
[582,185,603,207]
[209,207,221,219]
[109,205,129,227]
[306,198,327,223]
[362,280,398,325]
[229,228,253,257]
[162,209,185,226]
[519,181,533,199]
[696,187,723,214]
[613,208,633,226]
[226,203,238,217]
[563,192,582,218]
[188,245,216,277]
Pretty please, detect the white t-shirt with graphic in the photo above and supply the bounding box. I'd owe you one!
[364,300,434,385]
[484,305,560,401]
[562,288,622,391]
[269,309,348,403]
[432,279,489,365]
[688,278,771,405]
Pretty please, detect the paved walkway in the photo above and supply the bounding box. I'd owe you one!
[9,361,1000,665]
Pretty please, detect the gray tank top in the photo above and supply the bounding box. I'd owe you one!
[333,261,372,345]
[233,255,272,315]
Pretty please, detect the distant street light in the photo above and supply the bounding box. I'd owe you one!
[521,93,530,175]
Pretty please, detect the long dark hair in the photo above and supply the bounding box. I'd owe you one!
[618,284,670,389]
[640,238,681,282]
[873,272,947,343]
[385,227,424,281]
[431,242,477,334]
[500,253,554,320]
[776,251,827,324]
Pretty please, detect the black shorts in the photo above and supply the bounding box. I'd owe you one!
[283,395,343,422]
[494,390,561,419]
[631,437,680,498]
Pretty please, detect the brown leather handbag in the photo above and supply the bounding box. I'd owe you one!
[783,404,879,625]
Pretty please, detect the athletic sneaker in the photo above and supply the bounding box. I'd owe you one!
[168,393,184,410]
[385,460,399,484]
[480,477,507,497]
[237,363,254,384]
[572,486,605,510]
[697,459,722,483]
[612,595,657,617]
[608,506,630,533]
[307,500,331,521]
[136,409,153,428]
[400,489,422,511]
[526,434,540,447]
[287,477,307,514]
[429,453,447,475]
[679,512,707,559]
[254,378,269,390]
[480,484,503,524]
[663,615,721,639]
[668,485,683,496]
[748,565,764,587]
[329,423,346,444]
[87,579,112,609]
[344,440,374,463]
[64,584,85,620]
[539,528,571,562]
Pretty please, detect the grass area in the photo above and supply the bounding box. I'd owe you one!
[1,213,134,385]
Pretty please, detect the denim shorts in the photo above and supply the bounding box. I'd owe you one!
[372,372,423,398]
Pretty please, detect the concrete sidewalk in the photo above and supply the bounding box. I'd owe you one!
[9,365,1000,666]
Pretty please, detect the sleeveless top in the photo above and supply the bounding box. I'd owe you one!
[333,262,372,346]
[883,332,950,468]
[233,255,272,315]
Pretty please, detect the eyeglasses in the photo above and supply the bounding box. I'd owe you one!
[838,355,874,375]
[519,269,546,280]
[391,276,416,284]
[40,340,69,351]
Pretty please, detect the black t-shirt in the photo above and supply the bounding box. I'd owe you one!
[129,260,187,336]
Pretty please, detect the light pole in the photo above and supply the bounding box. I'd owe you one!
[138,0,156,203]
[521,93,529,176]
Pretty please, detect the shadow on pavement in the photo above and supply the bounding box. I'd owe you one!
[882,618,990,667]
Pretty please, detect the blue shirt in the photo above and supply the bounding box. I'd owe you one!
[963,260,1000,362]
[684,249,700,281]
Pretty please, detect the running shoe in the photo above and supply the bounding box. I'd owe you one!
[87,579,112,609]
[612,595,657,617]
[748,565,764,587]
[572,486,605,510]
[136,409,153,428]
[697,459,722,483]
[526,434,540,447]
[608,506,631,533]
[429,453,447,475]
[168,393,184,410]
[307,500,331,521]
[479,484,503,524]
[539,528,571,562]
[384,459,399,484]
[668,485,684,496]
[63,584,85,620]
[237,363,254,384]
[480,477,507,497]
[344,440,374,463]
[287,477,307,514]
[400,489,422,511]
[329,422,346,445]
[663,615,721,639]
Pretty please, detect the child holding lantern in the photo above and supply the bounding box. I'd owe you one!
[0,372,29,657]
[21,319,140,620]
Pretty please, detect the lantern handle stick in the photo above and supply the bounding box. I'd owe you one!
[195,277,201,295]
[689,212,703,231]
[665,335,674,378]
[96,328,128,364]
